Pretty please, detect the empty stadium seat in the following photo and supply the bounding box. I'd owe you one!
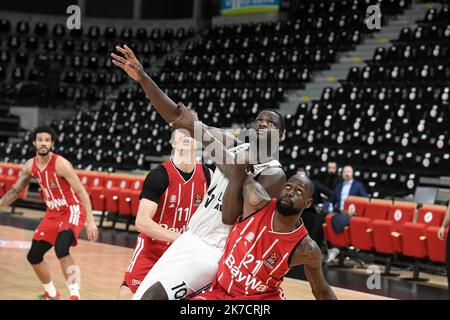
[372,200,416,255]
[403,204,447,259]
[425,225,448,263]
[349,199,392,251]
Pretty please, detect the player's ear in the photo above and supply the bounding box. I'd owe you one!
[306,198,313,208]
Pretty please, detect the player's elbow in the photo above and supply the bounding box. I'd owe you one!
[313,286,337,300]
[135,215,145,233]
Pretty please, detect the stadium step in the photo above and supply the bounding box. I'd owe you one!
[279,1,433,115]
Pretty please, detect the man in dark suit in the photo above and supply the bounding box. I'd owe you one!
[324,165,368,262]
[329,165,368,213]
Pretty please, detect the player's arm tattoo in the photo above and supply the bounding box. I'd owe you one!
[292,237,337,300]
[242,177,271,217]
[0,168,31,207]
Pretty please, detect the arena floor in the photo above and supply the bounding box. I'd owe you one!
[0,225,391,300]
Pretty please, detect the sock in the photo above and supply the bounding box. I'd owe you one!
[67,283,80,297]
[43,281,57,297]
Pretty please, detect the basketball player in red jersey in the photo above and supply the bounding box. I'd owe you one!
[192,156,337,300]
[0,126,98,300]
[117,129,212,299]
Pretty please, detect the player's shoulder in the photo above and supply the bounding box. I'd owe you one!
[22,158,35,172]
[291,235,321,266]
[145,163,169,181]
[54,154,75,172]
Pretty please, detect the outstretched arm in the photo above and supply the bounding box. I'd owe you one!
[112,45,239,173]
[290,236,337,300]
[0,160,32,207]
[55,157,98,242]
[111,45,180,125]
[222,150,279,224]
[222,163,249,225]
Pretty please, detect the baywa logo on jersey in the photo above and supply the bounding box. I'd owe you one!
[168,194,177,208]
[264,252,280,269]
[194,193,203,206]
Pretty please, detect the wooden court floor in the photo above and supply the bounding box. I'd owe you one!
[0,225,391,300]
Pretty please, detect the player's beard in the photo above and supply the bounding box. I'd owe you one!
[36,146,51,156]
[276,195,301,216]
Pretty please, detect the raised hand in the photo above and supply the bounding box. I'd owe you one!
[111,45,147,82]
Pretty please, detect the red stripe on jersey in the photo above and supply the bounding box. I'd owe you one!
[216,199,308,298]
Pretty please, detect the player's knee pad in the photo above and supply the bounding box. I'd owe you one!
[27,240,52,265]
[54,229,74,259]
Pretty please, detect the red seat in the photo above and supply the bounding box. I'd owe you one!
[402,204,447,259]
[343,196,369,217]
[426,226,448,263]
[0,163,11,196]
[77,171,101,194]
[372,201,416,254]
[349,199,392,251]
[3,164,28,199]
[117,177,145,217]
[323,214,351,248]
[106,175,133,215]
[88,173,108,211]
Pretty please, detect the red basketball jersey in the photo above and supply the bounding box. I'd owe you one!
[216,199,308,298]
[150,160,208,237]
[31,153,82,218]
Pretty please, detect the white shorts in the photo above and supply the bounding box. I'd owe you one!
[132,230,223,300]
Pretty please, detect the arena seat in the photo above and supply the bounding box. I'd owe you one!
[372,200,416,255]
[401,204,447,281]
[348,199,392,251]
[425,225,448,263]
[323,213,351,248]
[343,196,369,217]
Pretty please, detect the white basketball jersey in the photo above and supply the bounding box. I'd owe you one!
[188,143,282,249]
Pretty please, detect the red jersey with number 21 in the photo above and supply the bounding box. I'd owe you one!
[216,199,308,299]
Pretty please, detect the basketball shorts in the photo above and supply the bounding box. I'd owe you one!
[123,235,169,293]
[33,205,86,246]
[132,230,223,300]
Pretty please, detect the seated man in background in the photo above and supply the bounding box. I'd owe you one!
[327,165,368,214]
[324,165,368,262]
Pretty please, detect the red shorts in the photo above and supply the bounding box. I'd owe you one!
[33,206,86,246]
[123,234,170,293]
[191,282,285,300]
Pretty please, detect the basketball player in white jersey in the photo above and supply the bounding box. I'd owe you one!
[112,45,286,300]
